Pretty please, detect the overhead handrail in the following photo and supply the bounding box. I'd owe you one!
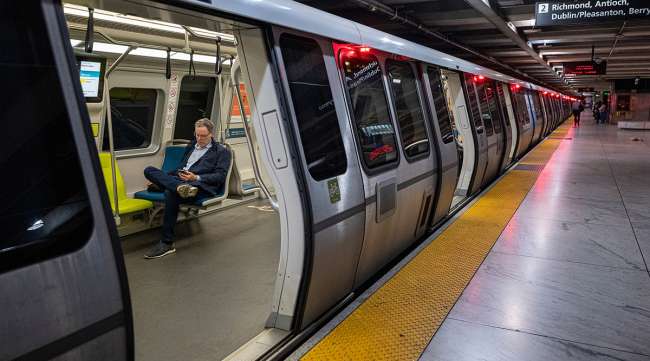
[68,24,230,63]
[230,59,278,210]
[104,46,134,225]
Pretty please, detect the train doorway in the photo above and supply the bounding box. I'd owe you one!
[62,1,300,360]
[440,69,475,209]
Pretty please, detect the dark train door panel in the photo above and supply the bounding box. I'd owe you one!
[272,29,366,328]
[421,65,459,226]
[463,74,488,195]
[1,2,132,360]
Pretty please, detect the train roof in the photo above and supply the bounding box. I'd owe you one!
[194,0,565,95]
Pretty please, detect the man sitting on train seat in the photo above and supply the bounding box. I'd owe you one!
[142,118,231,259]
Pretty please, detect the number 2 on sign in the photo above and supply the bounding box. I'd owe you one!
[538,3,549,13]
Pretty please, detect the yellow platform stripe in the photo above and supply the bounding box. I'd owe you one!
[301,120,572,361]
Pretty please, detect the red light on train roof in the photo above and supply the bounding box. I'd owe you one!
[359,47,371,52]
[473,75,485,82]
[543,91,548,95]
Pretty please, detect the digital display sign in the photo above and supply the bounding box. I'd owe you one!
[563,61,607,76]
[80,61,102,98]
[75,53,106,103]
[536,1,650,26]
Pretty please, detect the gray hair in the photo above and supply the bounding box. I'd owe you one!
[195,118,215,134]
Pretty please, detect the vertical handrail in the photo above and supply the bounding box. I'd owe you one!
[104,46,134,225]
[230,60,278,210]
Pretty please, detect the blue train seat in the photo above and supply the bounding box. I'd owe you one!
[134,143,233,210]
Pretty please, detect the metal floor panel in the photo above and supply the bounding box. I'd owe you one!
[298,121,573,360]
[121,200,280,361]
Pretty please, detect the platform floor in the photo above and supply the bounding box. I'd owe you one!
[294,113,650,361]
[121,200,280,361]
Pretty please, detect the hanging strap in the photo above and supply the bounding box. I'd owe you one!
[189,49,196,78]
[214,36,222,75]
[84,8,94,53]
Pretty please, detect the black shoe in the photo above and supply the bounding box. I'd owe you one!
[144,242,176,259]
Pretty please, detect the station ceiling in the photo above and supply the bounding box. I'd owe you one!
[297,0,650,94]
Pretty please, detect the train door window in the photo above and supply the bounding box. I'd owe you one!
[463,74,485,132]
[427,66,455,144]
[495,83,510,130]
[386,60,429,159]
[0,3,92,270]
[530,92,544,121]
[102,87,158,151]
[476,82,494,136]
[484,80,502,134]
[340,49,398,170]
[280,34,347,180]
[174,76,216,141]
[513,91,530,125]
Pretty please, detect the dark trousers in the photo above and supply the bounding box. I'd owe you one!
[144,166,208,244]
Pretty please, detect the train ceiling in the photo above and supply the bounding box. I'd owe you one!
[296,0,650,93]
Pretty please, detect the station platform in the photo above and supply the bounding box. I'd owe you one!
[291,113,650,361]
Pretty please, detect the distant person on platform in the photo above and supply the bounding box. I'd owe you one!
[593,101,602,123]
[598,102,608,125]
[143,118,231,259]
[572,100,583,127]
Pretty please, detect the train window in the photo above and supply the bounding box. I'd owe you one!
[530,92,544,122]
[174,76,216,140]
[0,1,92,271]
[280,34,347,180]
[463,74,484,131]
[427,67,455,144]
[495,83,511,130]
[102,87,158,151]
[484,80,502,134]
[476,82,494,136]
[340,50,398,169]
[386,60,429,159]
[513,91,530,125]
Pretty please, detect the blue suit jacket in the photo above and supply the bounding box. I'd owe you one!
[171,139,231,196]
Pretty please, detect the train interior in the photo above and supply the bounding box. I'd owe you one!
[440,69,475,208]
[63,1,288,360]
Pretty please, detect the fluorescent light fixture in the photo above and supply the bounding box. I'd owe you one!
[70,39,221,64]
[63,3,235,42]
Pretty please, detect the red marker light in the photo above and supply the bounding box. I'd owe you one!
[359,47,371,53]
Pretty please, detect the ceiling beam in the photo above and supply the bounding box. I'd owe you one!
[462,0,563,84]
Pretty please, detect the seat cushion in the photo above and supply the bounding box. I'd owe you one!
[117,198,153,215]
[134,190,166,203]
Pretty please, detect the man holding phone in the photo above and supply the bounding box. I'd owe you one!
[142,118,231,259]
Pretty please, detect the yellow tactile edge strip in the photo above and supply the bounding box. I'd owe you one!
[301,120,573,361]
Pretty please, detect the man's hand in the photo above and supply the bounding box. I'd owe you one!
[179,170,198,181]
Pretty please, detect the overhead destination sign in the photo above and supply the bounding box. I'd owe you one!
[535,1,650,26]
[563,61,607,75]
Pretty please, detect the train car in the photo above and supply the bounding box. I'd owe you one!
[0,1,574,360]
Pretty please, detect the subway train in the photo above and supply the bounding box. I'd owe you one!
[0,1,575,360]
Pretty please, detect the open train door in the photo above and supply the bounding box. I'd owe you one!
[0,2,133,360]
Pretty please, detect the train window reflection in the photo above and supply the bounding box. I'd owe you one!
[0,0,92,271]
[340,50,398,169]
[174,76,216,141]
[463,74,484,131]
[102,87,158,151]
[476,82,495,136]
[280,34,347,180]
[386,60,429,159]
[427,67,455,144]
